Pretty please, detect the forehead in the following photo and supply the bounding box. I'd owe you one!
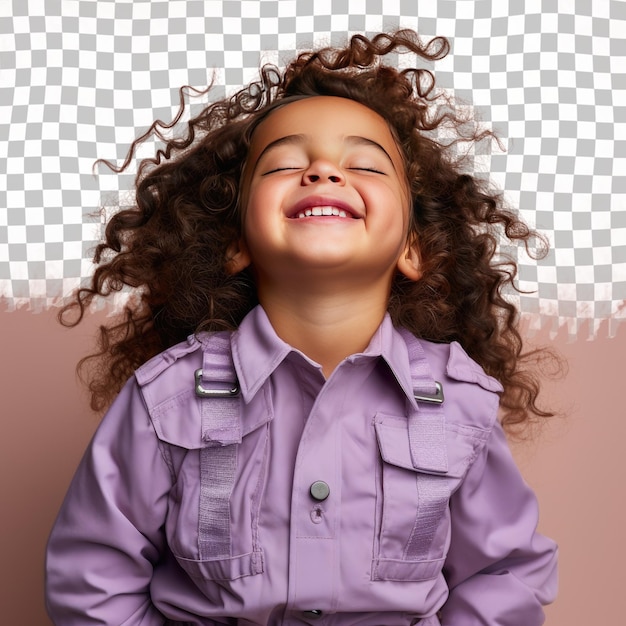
[247,96,403,165]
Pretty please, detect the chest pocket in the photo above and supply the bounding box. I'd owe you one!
[138,333,273,588]
[155,385,273,587]
[372,412,487,582]
[369,331,501,583]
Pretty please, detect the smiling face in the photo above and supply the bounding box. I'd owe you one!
[231,96,420,292]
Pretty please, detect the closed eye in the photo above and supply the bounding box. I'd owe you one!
[262,167,301,175]
[350,167,386,174]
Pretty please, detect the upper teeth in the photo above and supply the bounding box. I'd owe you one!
[295,206,350,218]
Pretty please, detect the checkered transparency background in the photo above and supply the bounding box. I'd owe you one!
[1,0,624,337]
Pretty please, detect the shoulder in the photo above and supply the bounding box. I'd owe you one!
[418,338,503,393]
[135,334,204,402]
[409,335,504,431]
[133,331,233,448]
[135,335,202,380]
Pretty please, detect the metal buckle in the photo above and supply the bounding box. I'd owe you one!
[194,368,240,398]
[413,381,444,404]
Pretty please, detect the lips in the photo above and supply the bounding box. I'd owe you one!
[287,196,361,219]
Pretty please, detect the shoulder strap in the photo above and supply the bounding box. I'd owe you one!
[196,332,243,446]
[195,332,245,562]
[398,328,449,475]
[396,329,451,563]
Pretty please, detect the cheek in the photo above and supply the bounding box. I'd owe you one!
[395,182,412,232]
[243,180,272,214]
[240,186,263,230]
[383,187,411,231]
[241,198,272,254]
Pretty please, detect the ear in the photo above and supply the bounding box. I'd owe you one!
[224,238,252,275]
[396,238,422,281]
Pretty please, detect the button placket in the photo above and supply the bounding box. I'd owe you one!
[288,375,344,615]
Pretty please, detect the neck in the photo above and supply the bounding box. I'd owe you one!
[257,277,391,377]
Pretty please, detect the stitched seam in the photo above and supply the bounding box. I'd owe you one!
[250,389,271,556]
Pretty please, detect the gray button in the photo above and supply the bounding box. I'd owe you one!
[310,481,330,501]
[302,609,323,619]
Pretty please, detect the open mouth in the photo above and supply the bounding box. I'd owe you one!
[293,206,356,219]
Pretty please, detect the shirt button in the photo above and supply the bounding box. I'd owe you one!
[309,480,330,501]
[302,609,323,619]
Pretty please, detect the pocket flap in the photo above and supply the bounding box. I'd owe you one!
[374,413,480,479]
[149,388,272,450]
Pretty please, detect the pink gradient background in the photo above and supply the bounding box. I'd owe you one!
[1,305,623,624]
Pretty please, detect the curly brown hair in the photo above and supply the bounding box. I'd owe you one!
[62,30,560,428]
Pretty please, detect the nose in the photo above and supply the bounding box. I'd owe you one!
[302,159,345,185]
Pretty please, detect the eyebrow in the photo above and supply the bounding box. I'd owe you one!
[256,134,307,162]
[255,134,396,168]
[345,135,395,165]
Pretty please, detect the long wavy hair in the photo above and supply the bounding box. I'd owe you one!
[62,30,560,429]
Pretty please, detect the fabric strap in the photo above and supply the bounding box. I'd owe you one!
[399,329,450,561]
[198,332,242,560]
[399,329,449,474]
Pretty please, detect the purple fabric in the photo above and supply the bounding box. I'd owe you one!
[45,306,557,625]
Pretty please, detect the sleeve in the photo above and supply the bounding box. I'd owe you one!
[441,420,558,626]
[45,377,172,625]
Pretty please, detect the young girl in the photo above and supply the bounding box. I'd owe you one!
[45,31,558,625]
